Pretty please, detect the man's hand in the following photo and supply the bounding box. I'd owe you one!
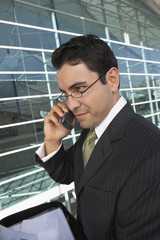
[44,103,76,155]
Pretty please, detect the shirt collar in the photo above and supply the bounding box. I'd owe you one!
[95,95,127,140]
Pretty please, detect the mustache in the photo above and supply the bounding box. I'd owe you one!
[72,108,89,115]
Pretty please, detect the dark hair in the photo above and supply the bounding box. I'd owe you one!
[52,34,118,84]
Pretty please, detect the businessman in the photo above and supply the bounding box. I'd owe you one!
[36,34,160,240]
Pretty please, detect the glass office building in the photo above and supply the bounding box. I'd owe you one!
[0,0,160,218]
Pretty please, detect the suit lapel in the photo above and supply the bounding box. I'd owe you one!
[74,129,89,192]
[76,102,135,196]
[77,128,112,196]
[109,102,134,142]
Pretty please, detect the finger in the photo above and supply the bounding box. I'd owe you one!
[50,105,65,118]
[44,112,61,126]
[57,102,69,113]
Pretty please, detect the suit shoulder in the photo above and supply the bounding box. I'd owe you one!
[128,113,160,151]
[133,113,160,135]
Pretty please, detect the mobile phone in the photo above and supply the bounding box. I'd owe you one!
[61,110,74,130]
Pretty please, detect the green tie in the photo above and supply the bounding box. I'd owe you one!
[82,128,97,168]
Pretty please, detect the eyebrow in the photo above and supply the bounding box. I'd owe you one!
[59,81,87,92]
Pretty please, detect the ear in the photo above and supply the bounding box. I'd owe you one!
[106,67,120,93]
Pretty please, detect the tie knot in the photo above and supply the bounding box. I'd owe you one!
[86,128,97,143]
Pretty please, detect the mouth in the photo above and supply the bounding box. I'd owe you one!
[75,112,88,119]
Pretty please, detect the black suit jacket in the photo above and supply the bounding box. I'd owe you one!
[36,103,160,240]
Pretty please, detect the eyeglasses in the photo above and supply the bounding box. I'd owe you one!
[57,72,106,102]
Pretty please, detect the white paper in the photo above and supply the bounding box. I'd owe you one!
[10,208,74,240]
[0,224,37,240]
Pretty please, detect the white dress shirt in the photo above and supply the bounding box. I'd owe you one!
[95,95,127,143]
[36,95,127,162]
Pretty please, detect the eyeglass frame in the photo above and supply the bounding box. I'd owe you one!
[56,71,107,103]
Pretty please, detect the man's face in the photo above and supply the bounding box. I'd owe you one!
[57,62,119,129]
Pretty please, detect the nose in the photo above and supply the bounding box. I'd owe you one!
[66,96,81,111]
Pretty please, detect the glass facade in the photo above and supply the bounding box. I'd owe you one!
[0,0,160,218]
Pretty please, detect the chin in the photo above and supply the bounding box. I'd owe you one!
[79,121,90,129]
[79,120,97,129]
